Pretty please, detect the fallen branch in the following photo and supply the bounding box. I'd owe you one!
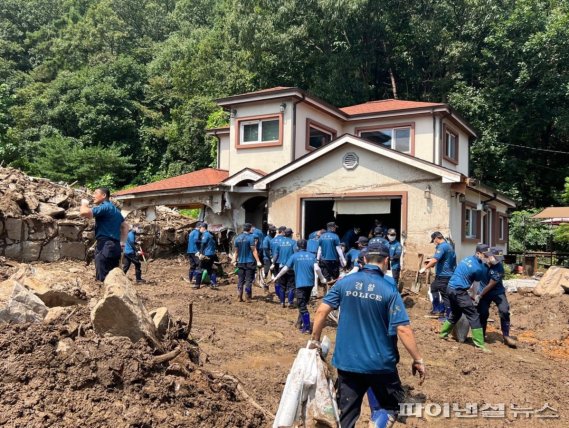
[213,371,275,420]
[151,347,181,366]
[186,302,193,337]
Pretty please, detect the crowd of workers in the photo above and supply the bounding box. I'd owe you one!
[81,186,515,428]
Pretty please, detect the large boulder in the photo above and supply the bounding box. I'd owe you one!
[0,280,49,323]
[10,265,88,307]
[534,266,569,296]
[38,202,65,218]
[91,268,162,350]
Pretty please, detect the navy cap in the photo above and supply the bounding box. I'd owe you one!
[484,247,505,262]
[357,236,369,245]
[476,243,490,254]
[373,226,384,237]
[284,227,293,236]
[366,240,390,256]
[268,224,277,231]
[278,226,287,232]
[327,221,337,229]
[430,231,444,243]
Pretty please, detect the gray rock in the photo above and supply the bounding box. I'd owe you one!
[0,281,49,324]
[24,193,39,211]
[5,218,25,241]
[38,202,65,218]
[60,242,86,260]
[534,266,569,296]
[40,238,61,262]
[59,223,84,241]
[4,243,21,259]
[150,307,171,338]
[91,268,163,350]
[21,241,42,262]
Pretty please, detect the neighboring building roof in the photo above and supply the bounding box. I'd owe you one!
[254,134,463,190]
[115,168,229,196]
[532,207,569,219]
[339,99,445,116]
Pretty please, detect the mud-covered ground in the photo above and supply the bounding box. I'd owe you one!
[2,257,568,427]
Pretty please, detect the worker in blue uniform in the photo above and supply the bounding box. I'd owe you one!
[80,187,128,282]
[122,224,145,283]
[345,236,367,270]
[341,226,361,250]
[421,231,457,317]
[186,222,202,283]
[476,248,517,348]
[440,244,491,352]
[262,225,277,281]
[307,229,324,255]
[272,239,326,333]
[317,222,346,281]
[193,222,217,289]
[310,240,425,427]
[273,228,297,307]
[386,228,403,288]
[233,223,262,302]
[369,226,389,248]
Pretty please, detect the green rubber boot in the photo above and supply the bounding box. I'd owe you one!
[439,320,455,339]
[471,328,491,353]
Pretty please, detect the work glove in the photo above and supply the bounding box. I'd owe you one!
[257,261,262,268]
[269,264,275,271]
[419,268,426,274]
[412,359,426,386]
[473,295,481,306]
[136,251,142,256]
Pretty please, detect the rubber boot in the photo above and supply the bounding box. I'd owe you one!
[431,294,441,314]
[471,328,491,353]
[245,285,252,303]
[439,320,455,339]
[287,289,295,308]
[210,273,217,288]
[295,314,303,330]
[501,321,517,348]
[237,287,244,302]
[370,409,397,428]
[192,270,202,289]
[301,312,311,334]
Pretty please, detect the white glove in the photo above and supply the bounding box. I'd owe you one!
[81,198,89,206]
[419,268,426,274]
[270,264,275,271]
[474,295,481,306]
[256,261,262,268]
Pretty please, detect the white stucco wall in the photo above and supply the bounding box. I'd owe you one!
[266,143,454,256]
[218,134,230,171]
[295,103,344,158]
[440,118,470,176]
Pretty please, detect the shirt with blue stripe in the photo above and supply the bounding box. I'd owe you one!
[433,241,456,277]
[275,237,296,264]
[200,230,216,256]
[318,231,341,260]
[234,232,256,264]
[478,262,505,297]
[285,250,318,288]
[448,256,486,290]
[187,228,201,254]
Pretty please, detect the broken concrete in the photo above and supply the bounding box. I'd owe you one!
[534,266,569,296]
[91,268,162,350]
[150,307,172,338]
[0,281,49,324]
[10,265,88,307]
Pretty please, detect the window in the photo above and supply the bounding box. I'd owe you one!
[358,125,413,154]
[306,119,337,151]
[498,216,506,241]
[235,114,283,148]
[444,128,458,163]
[465,207,476,238]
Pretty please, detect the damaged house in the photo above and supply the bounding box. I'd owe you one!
[115,87,515,259]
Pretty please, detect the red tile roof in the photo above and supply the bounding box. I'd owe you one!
[115,168,229,196]
[340,99,444,116]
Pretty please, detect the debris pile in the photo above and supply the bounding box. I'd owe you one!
[0,265,266,427]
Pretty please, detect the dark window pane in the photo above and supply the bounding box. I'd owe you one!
[361,130,392,148]
[309,127,333,149]
[261,119,279,141]
[394,128,410,152]
[243,123,258,142]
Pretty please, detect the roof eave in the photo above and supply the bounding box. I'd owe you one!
[115,184,229,200]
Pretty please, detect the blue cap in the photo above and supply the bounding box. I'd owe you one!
[484,247,504,262]
[366,240,390,256]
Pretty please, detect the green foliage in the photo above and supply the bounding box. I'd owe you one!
[1,0,568,206]
[508,209,551,252]
[28,134,133,189]
[553,224,569,252]
[179,208,199,219]
[562,178,569,204]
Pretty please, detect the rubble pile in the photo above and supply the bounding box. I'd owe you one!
[0,167,92,262]
[0,266,265,427]
[0,167,197,262]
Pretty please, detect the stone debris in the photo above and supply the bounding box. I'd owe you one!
[0,280,49,324]
[534,266,569,296]
[150,307,172,338]
[91,268,163,350]
[10,264,88,307]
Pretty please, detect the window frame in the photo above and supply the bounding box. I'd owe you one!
[235,113,283,149]
[305,119,337,151]
[497,214,508,244]
[462,202,480,242]
[355,122,415,155]
[442,124,459,164]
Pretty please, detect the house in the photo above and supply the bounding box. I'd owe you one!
[115,86,516,259]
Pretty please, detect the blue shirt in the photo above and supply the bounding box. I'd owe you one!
[448,256,486,290]
[307,237,320,254]
[125,230,137,255]
[285,250,318,288]
[252,228,264,251]
[275,237,296,264]
[262,235,273,260]
[92,201,124,241]
[187,228,201,254]
[200,230,216,256]
[323,265,410,374]
[389,240,403,270]
[478,262,505,297]
[341,229,358,249]
[345,248,360,269]
[270,235,283,262]
[433,241,456,277]
[234,232,255,264]
[319,231,341,260]
[308,230,320,239]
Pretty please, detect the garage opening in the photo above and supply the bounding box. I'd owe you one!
[302,197,402,247]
